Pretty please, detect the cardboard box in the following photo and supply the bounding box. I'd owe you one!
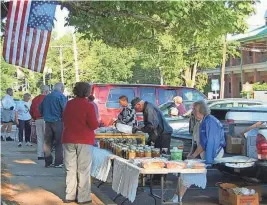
[219,183,259,205]
[239,185,262,202]
[226,135,242,154]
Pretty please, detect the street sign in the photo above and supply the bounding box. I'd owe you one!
[211,79,220,91]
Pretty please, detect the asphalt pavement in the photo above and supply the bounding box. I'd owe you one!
[1,126,267,205]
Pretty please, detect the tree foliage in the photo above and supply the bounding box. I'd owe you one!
[63,1,255,47]
[63,1,255,89]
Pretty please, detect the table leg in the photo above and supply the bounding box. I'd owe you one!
[161,175,164,205]
[121,198,128,205]
[97,181,105,188]
[177,173,181,205]
[113,194,123,201]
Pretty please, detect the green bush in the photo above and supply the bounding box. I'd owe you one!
[253,83,267,91]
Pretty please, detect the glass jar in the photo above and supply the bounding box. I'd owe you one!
[121,147,128,159]
[135,149,140,158]
[116,145,121,156]
[139,150,145,158]
[152,148,160,158]
[145,149,152,158]
[128,149,136,159]
[100,139,105,149]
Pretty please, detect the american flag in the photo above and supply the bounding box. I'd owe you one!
[3,0,57,73]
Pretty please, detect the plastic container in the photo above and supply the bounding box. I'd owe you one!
[170,147,183,160]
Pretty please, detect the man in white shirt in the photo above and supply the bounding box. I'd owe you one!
[15,93,32,147]
[1,88,16,141]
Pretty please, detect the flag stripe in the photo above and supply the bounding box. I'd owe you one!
[40,32,51,73]
[12,0,24,65]
[27,28,37,70]
[35,30,45,72]
[37,31,48,72]
[9,0,21,64]
[22,27,30,67]
[24,28,34,68]
[3,1,13,61]
[15,0,28,65]
[31,29,41,72]
[18,0,32,66]
[5,0,17,63]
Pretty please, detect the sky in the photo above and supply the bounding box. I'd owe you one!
[53,1,267,39]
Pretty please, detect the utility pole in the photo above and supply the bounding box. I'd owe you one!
[72,32,80,82]
[240,50,243,87]
[50,45,72,84]
[220,36,227,99]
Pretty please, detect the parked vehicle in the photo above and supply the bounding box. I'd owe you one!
[166,99,267,157]
[212,107,267,182]
[90,83,206,126]
[159,99,267,138]
[207,98,267,108]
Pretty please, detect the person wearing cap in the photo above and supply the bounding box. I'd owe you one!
[131,97,173,153]
[172,96,187,116]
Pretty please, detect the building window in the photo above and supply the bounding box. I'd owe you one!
[229,82,231,93]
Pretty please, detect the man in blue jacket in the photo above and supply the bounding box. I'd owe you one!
[188,100,226,164]
[39,83,67,168]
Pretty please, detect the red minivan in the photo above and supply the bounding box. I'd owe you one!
[90,84,206,126]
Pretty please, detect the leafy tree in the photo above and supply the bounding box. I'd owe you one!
[63,1,255,89]
[78,39,138,83]
[63,1,255,47]
[1,57,17,98]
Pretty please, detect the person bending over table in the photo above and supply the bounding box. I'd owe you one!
[62,82,99,204]
[131,97,173,153]
[172,100,226,203]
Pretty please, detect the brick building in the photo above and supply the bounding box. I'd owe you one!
[203,16,267,98]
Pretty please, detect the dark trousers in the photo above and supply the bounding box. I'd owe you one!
[155,133,171,154]
[18,120,31,143]
[44,121,63,166]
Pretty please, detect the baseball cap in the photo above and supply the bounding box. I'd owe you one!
[131,97,142,108]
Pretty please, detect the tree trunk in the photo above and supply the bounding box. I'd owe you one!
[191,60,198,88]
[220,36,227,99]
[159,67,164,85]
[183,67,192,87]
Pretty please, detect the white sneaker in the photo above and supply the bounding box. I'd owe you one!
[18,142,22,147]
[25,142,29,146]
[28,142,33,146]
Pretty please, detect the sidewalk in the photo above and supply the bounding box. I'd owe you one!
[1,141,107,205]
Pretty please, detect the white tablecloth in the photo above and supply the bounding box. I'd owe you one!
[112,158,140,203]
[91,147,113,182]
[91,148,207,202]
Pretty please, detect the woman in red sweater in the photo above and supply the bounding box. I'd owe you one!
[62,82,99,204]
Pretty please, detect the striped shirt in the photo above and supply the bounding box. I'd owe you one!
[117,105,137,126]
